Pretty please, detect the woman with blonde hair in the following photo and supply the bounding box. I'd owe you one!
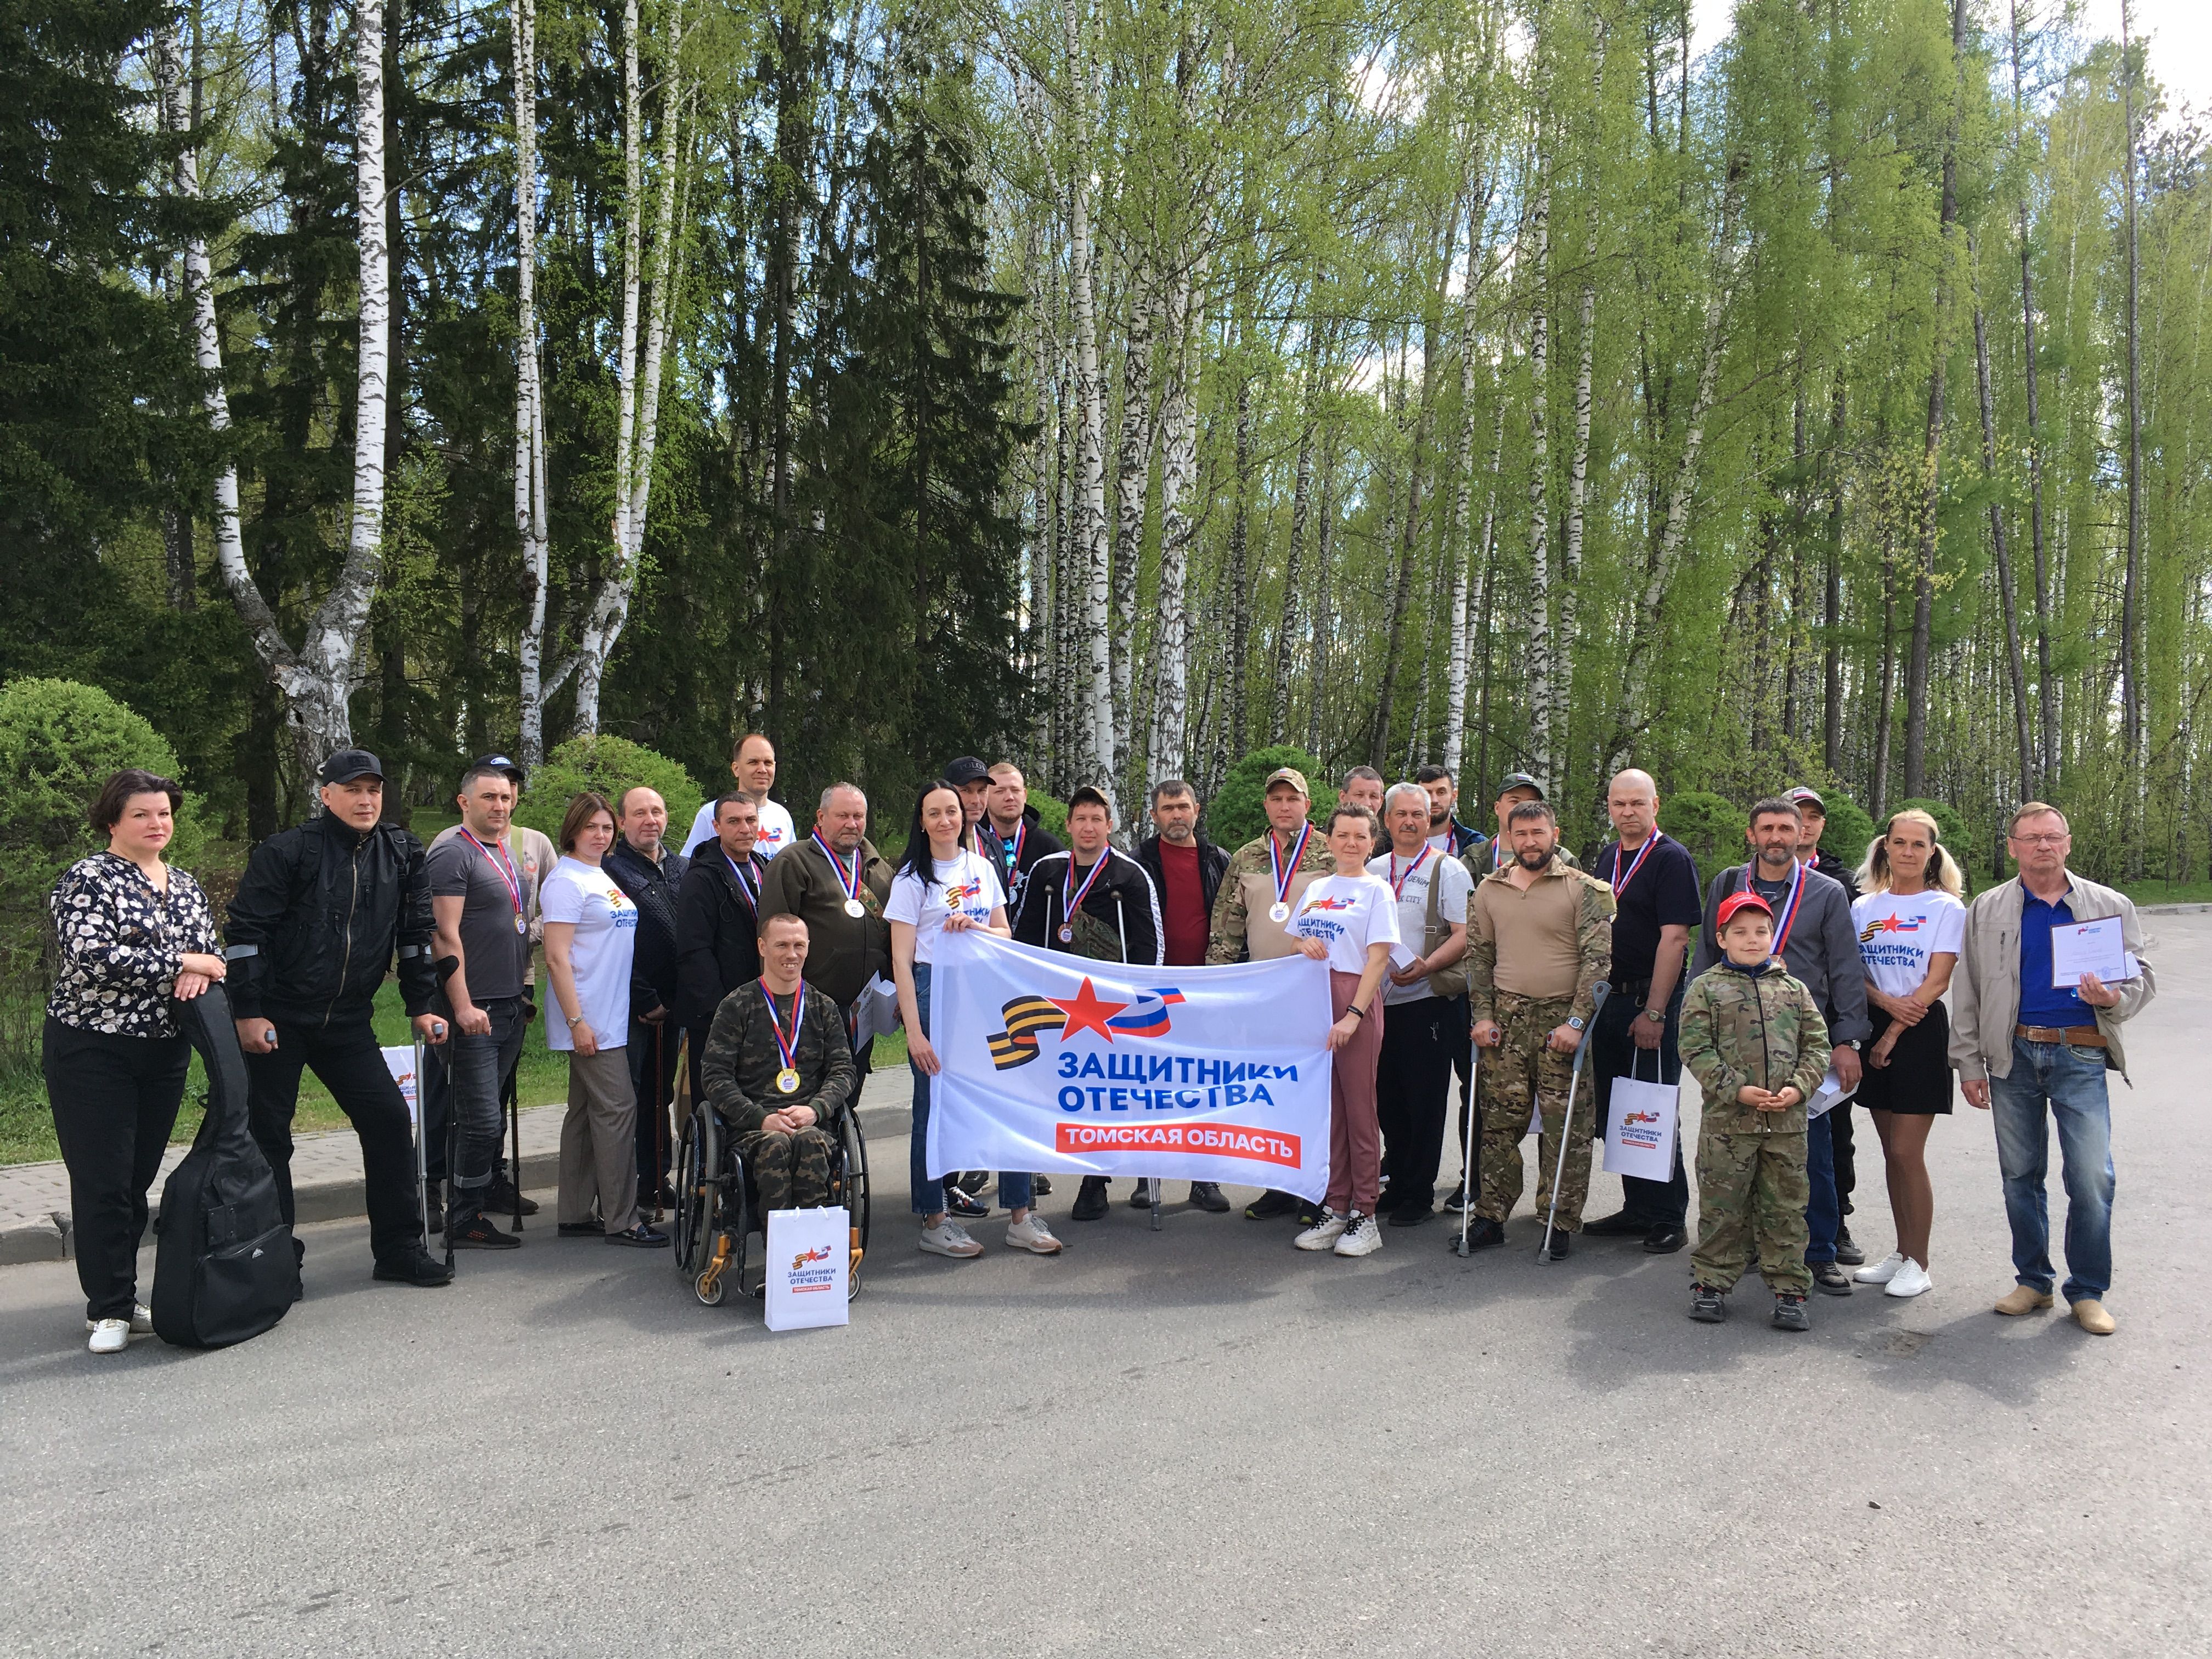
[1848,808,1965,1299]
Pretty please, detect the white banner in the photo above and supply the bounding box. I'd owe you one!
[928,930,1336,1202]
[382,1045,421,1130]
[1601,1074,1679,1182]
[764,1207,851,1331]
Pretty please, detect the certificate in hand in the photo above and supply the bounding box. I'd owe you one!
[2048,916,2137,989]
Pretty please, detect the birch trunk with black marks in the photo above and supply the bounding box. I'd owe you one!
[511,0,555,769]
[1065,0,1112,787]
[1111,283,1158,812]
[1970,249,2034,799]
[1147,261,1200,783]
[1523,137,1553,777]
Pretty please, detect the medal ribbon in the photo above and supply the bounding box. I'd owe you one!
[460,830,524,924]
[1269,822,1314,909]
[723,850,760,911]
[1063,848,1111,928]
[759,980,806,1076]
[810,829,864,906]
[1607,831,1664,896]
[1768,858,1809,953]
[1388,844,1433,901]
[995,819,1026,879]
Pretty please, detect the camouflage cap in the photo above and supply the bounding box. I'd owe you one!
[1262,766,1311,797]
[1494,770,1546,800]
[1784,785,1826,811]
[1066,783,1114,816]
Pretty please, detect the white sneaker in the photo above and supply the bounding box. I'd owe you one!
[1884,1258,1933,1299]
[1855,1251,1905,1285]
[87,1319,130,1355]
[1005,1214,1064,1255]
[84,1302,153,1336]
[919,1220,984,1259]
[1333,1212,1383,1258]
[1294,1209,1348,1251]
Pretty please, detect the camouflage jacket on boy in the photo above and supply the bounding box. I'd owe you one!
[1678,958,1831,1136]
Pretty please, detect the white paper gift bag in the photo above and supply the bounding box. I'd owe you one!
[1601,1073,1679,1183]
[764,1206,851,1331]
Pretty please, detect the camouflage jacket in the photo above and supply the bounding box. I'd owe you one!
[699,977,857,1137]
[1206,827,1334,964]
[1464,853,1615,1026]
[1678,959,1832,1135]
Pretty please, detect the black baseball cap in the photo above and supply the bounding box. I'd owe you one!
[320,748,385,785]
[470,753,527,788]
[943,755,990,788]
[1495,771,1546,800]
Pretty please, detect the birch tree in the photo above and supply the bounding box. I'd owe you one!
[512,0,554,770]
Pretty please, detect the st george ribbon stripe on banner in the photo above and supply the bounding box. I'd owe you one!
[927,929,1337,1202]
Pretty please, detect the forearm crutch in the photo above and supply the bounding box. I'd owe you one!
[1454,1042,1481,1257]
[1538,982,1609,1263]
[505,1062,523,1231]
[413,1036,430,1245]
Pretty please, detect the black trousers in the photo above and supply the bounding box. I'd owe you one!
[43,1019,189,1321]
[630,1014,680,1185]
[1829,1098,1858,1217]
[1590,980,1688,1227]
[244,1010,425,1265]
[1376,996,1456,1213]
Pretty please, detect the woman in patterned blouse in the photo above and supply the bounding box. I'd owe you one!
[45,769,225,1354]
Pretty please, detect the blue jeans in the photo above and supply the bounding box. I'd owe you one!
[1803,1110,1838,1265]
[1988,1036,2114,1302]
[908,963,1032,1217]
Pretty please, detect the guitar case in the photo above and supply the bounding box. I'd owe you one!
[151,983,301,1347]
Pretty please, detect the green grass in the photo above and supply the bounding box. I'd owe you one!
[4,979,909,1165]
[2118,878,2212,909]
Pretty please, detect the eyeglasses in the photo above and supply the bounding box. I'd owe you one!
[2008,833,2068,847]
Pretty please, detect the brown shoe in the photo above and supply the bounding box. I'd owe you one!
[2069,1297,2116,1335]
[1994,1284,2055,1317]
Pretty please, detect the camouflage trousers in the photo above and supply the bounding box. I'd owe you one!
[737,1125,836,1214]
[1474,991,1595,1230]
[1691,1130,1812,1294]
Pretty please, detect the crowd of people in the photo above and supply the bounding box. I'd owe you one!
[42,738,2156,1352]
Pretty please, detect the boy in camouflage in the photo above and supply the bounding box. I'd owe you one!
[1679,890,1831,1330]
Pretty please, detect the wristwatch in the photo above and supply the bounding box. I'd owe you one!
[1643,1007,1666,1025]
[1566,1015,1586,1031]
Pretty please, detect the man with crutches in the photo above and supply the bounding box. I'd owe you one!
[1458,799,1616,1258]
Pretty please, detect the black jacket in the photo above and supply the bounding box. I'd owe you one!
[1135,832,1230,925]
[606,837,689,1019]
[1809,847,1861,904]
[1013,848,1165,964]
[675,848,769,1032]
[980,806,1063,916]
[224,810,436,1025]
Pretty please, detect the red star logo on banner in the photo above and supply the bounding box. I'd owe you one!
[1049,977,1130,1042]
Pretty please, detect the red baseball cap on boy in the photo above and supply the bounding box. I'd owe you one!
[1714,890,1773,930]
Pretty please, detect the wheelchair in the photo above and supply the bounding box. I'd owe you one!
[673,1099,870,1306]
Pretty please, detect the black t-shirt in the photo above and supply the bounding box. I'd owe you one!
[1595,833,1703,984]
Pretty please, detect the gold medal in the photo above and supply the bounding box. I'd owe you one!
[775,1068,800,1095]
[514,913,528,935]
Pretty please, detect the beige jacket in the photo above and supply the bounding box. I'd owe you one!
[1948,874,2155,1084]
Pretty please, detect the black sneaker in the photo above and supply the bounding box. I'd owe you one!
[1689,1284,1726,1322]
[955,1170,990,1196]
[946,1186,990,1220]
[1772,1292,1811,1332]
[1128,1180,1158,1209]
[1452,1216,1507,1252]
[1642,1224,1688,1255]
[373,1249,454,1287]
[1188,1181,1231,1213]
[1070,1176,1110,1221]
[1833,1226,1866,1267]
[1032,1174,1053,1197]
[1245,1189,1300,1220]
[1541,1226,1572,1260]
[1582,1209,1645,1237]
[1387,1204,1435,1228]
[449,1214,522,1250]
[1441,1183,1472,1215]
[606,1222,669,1248]
[1294,1201,1323,1227]
[557,1220,605,1237]
[483,1176,540,1215]
[1810,1260,1853,1296]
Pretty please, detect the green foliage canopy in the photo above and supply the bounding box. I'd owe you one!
[513,736,701,847]
[1206,746,1340,850]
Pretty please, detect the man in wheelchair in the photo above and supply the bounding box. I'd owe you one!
[698,912,857,1211]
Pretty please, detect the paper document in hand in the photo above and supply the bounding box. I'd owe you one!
[2047,915,2137,989]
[1805,1066,1854,1120]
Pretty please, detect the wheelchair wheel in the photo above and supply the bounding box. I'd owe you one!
[837,1111,871,1297]
[673,1109,712,1279]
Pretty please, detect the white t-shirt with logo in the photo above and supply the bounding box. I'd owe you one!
[1852,888,1967,1001]
[1367,848,1474,1005]
[884,849,1006,966]
[681,797,795,861]
[539,856,639,1051]
[1287,872,1404,976]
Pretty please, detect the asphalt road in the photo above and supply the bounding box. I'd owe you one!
[5,916,2208,1658]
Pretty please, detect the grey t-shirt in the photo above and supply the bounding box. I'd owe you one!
[426,832,532,1006]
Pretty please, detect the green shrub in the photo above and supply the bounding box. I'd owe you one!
[1815,791,1877,873]
[1206,746,1339,850]
[1029,790,1069,841]
[1656,790,1739,888]
[1890,797,1976,877]
[0,678,212,1062]
[513,735,702,848]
